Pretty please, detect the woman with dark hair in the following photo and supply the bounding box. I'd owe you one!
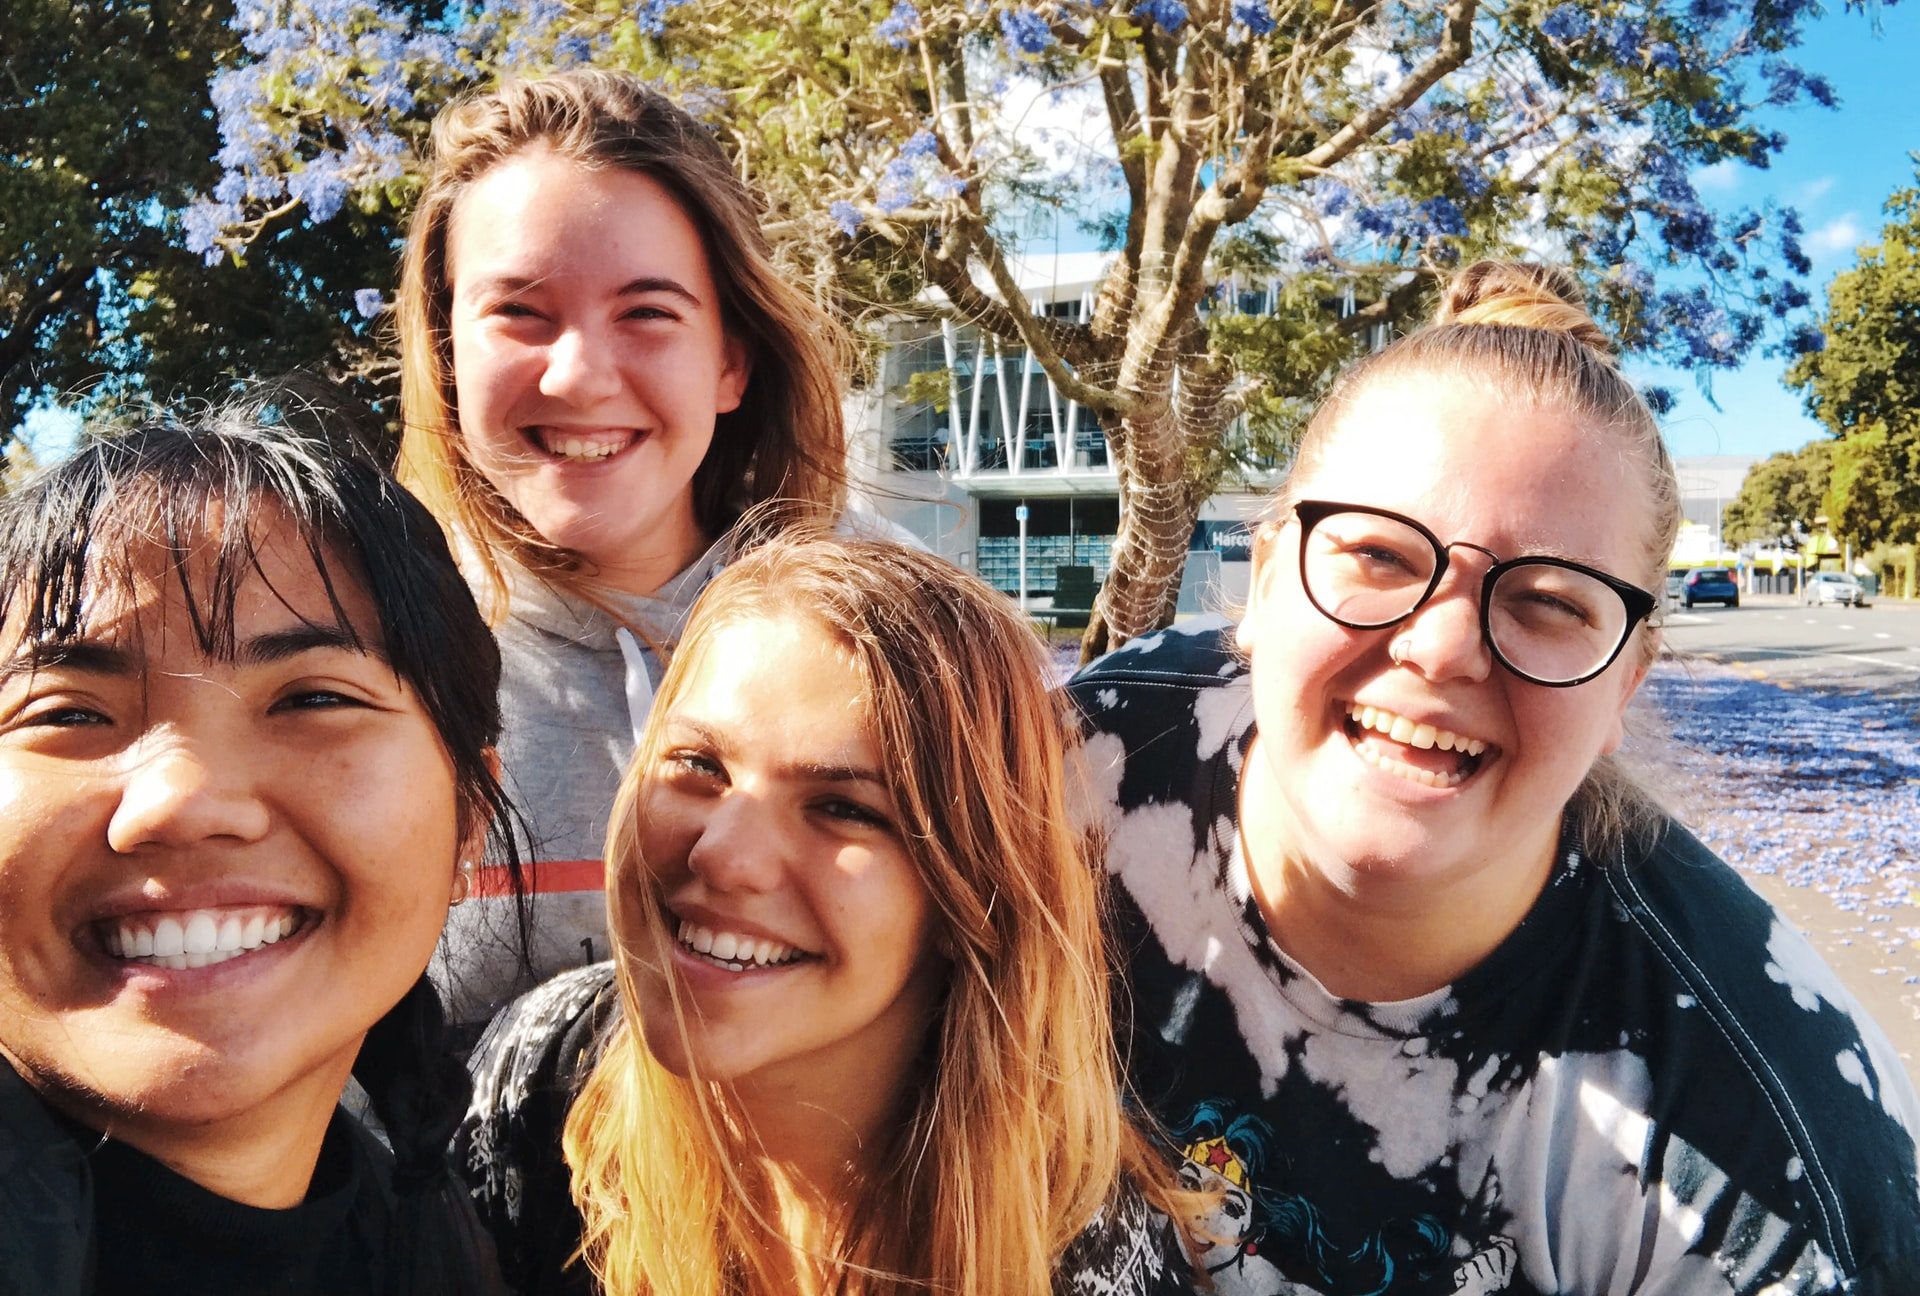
[393,68,896,1025]
[0,393,518,1295]
[1073,262,1920,1294]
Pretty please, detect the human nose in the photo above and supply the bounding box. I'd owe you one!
[1387,565,1493,683]
[106,741,272,853]
[538,323,624,406]
[683,793,788,894]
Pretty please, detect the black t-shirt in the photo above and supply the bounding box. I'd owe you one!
[62,1108,384,1296]
[0,1054,506,1296]
[1067,619,1920,1296]
[456,962,1198,1295]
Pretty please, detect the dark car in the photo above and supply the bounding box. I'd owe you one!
[1682,567,1739,609]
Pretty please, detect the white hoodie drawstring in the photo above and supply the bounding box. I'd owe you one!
[613,627,655,751]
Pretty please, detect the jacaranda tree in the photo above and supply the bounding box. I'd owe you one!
[193,0,1867,654]
[1,0,412,451]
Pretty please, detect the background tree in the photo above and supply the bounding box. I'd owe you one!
[1785,173,1920,555]
[198,0,1852,655]
[1721,439,1831,548]
[1,0,402,452]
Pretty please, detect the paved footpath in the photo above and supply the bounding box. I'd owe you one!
[1637,653,1920,1091]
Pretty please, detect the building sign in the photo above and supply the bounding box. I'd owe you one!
[1191,520,1254,562]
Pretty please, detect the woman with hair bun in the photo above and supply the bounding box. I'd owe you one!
[0,394,518,1295]
[1072,261,1920,1294]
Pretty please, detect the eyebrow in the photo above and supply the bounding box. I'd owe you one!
[665,717,886,787]
[0,640,137,680]
[0,623,387,680]
[471,274,705,309]
[236,624,388,667]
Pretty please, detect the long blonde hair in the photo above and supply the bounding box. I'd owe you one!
[395,70,849,613]
[564,535,1178,1293]
[1274,260,1681,861]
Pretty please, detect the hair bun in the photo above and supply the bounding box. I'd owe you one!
[1433,260,1614,357]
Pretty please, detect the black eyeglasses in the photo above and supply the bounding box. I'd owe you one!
[1293,500,1658,687]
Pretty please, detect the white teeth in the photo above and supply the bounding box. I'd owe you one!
[540,431,630,460]
[1346,704,1488,764]
[675,921,804,970]
[153,917,185,958]
[107,906,302,970]
[183,913,218,956]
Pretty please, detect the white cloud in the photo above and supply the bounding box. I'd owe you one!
[1807,213,1865,258]
[1692,159,1742,192]
[1796,176,1836,206]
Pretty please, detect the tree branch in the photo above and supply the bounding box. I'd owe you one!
[1299,0,1480,171]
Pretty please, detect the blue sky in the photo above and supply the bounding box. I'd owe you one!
[1628,2,1920,460]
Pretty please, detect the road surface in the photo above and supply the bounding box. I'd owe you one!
[1647,594,1920,1089]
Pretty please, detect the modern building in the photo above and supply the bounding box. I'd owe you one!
[848,253,1392,613]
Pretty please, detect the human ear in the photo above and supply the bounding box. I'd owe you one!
[1235,521,1286,653]
[713,330,752,416]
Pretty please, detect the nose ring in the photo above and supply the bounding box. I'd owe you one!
[1388,637,1411,667]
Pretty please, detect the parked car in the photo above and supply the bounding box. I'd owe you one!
[1682,568,1740,609]
[1802,571,1867,607]
[1666,566,1689,603]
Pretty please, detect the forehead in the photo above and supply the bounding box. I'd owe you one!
[672,614,870,730]
[3,512,375,661]
[1302,377,1649,565]
[445,148,715,291]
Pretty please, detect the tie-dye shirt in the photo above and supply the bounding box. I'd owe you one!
[1069,620,1920,1296]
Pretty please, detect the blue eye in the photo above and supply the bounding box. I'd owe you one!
[668,750,724,779]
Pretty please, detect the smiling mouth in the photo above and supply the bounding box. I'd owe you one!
[95,905,312,971]
[526,426,642,462]
[675,920,816,973]
[1342,703,1496,790]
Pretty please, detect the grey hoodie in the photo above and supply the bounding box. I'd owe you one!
[432,537,730,1025]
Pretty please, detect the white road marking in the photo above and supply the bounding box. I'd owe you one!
[1840,624,1855,630]
[1877,633,1893,640]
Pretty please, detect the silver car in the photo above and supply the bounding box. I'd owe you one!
[1802,571,1865,607]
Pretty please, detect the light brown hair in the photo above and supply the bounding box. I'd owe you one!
[395,70,849,612]
[1273,260,1681,860]
[564,534,1181,1293]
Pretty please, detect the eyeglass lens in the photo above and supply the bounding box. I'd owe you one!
[1302,509,1632,685]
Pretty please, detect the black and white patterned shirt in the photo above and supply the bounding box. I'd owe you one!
[456,963,1197,1295]
[1069,619,1920,1296]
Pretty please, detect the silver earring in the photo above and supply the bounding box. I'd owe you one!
[450,860,476,906]
[1389,638,1411,666]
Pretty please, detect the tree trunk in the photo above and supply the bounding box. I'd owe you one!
[1078,407,1205,664]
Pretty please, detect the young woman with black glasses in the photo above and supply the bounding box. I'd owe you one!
[1070,261,1920,1295]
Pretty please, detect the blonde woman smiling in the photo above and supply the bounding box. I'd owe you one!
[459,537,1193,1296]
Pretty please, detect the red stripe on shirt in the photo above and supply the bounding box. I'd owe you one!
[472,859,604,898]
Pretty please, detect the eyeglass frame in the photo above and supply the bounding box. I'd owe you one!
[1290,499,1660,688]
